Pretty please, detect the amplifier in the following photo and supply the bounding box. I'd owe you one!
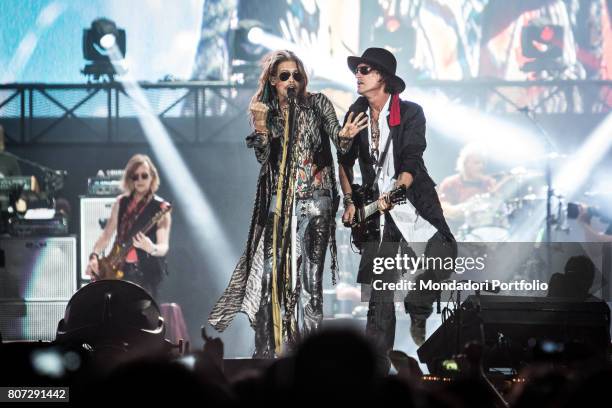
[79,196,116,280]
[0,175,39,192]
[87,177,122,196]
[0,236,77,301]
[417,295,611,374]
[7,215,69,237]
[0,301,67,341]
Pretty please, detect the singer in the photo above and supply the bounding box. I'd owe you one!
[208,50,367,357]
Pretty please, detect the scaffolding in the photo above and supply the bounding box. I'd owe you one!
[1,80,610,145]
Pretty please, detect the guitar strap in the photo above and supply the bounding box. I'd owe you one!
[121,196,157,243]
[373,131,393,190]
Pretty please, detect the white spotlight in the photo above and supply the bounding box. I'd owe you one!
[100,33,116,49]
[247,27,265,44]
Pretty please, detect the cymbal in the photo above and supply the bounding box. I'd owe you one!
[524,152,569,162]
[584,191,612,198]
[508,167,544,179]
[492,167,544,180]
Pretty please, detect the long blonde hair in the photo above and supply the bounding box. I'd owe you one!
[121,154,160,194]
[249,50,309,126]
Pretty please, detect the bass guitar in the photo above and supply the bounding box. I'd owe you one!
[93,202,172,280]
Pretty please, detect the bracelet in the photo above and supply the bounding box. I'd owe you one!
[255,130,269,143]
[89,252,99,260]
[343,193,354,207]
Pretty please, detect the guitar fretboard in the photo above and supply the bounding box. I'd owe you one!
[363,201,379,220]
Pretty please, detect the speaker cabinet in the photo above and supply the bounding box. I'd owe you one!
[0,236,76,341]
[79,196,116,280]
[0,236,77,301]
[0,301,67,341]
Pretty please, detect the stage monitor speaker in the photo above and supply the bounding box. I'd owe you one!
[79,196,116,280]
[0,236,77,301]
[0,301,67,341]
[417,295,611,374]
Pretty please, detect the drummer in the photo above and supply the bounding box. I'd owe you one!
[439,144,498,230]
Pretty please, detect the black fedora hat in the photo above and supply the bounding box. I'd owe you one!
[348,47,406,93]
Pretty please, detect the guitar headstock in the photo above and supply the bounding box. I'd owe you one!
[388,185,407,205]
[153,202,172,222]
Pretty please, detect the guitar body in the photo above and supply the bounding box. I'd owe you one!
[94,202,172,281]
[350,184,381,251]
[349,183,408,251]
[96,243,126,280]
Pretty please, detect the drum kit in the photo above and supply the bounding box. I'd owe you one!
[455,167,560,242]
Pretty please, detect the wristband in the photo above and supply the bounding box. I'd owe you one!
[343,193,354,207]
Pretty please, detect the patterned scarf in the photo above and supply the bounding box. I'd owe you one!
[117,192,151,243]
[271,105,303,354]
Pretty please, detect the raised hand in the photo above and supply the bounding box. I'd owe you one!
[339,111,368,138]
[250,101,269,133]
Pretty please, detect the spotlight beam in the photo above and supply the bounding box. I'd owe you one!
[105,45,238,286]
[409,89,547,165]
[2,2,65,83]
[245,29,354,91]
[553,112,612,198]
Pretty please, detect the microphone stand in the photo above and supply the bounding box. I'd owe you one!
[278,87,299,299]
[438,279,499,355]
[518,106,558,279]
[456,288,462,355]
[2,151,67,193]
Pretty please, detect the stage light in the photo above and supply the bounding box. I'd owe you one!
[99,33,116,49]
[82,18,126,81]
[247,26,265,44]
[232,20,268,63]
[230,20,270,83]
[520,23,564,72]
[55,280,166,352]
[83,18,126,61]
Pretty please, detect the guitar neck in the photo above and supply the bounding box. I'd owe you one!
[112,214,163,263]
[363,201,379,221]
[353,184,405,225]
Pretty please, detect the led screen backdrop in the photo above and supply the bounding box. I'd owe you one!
[2,0,611,84]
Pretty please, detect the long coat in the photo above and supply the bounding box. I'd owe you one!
[338,96,455,284]
[209,92,350,331]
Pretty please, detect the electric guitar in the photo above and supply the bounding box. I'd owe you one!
[93,202,172,280]
[347,184,407,250]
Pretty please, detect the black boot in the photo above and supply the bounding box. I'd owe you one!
[253,297,275,358]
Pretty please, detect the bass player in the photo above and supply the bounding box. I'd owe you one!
[86,154,171,300]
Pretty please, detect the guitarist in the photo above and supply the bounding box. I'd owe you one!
[338,48,456,371]
[86,154,172,300]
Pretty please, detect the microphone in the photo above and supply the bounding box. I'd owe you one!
[287,86,296,102]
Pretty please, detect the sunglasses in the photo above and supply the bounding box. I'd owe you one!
[354,65,374,75]
[131,172,150,181]
[278,71,303,82]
